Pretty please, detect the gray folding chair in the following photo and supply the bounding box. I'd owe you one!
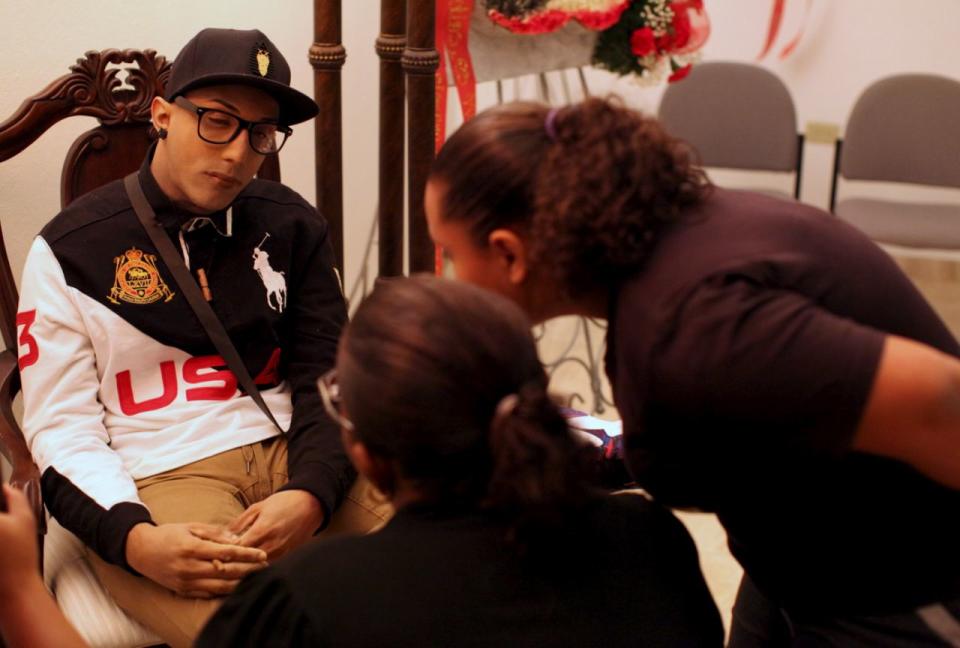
[657,61,803,199]
[830,74,960,251]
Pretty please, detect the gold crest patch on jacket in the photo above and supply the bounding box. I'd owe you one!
[108,247,175,305]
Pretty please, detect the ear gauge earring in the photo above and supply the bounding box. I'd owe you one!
[157,127,168,139]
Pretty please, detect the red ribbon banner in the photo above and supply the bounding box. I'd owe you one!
[435,0,478,273]
[758,0,786,60]
[758,0,813,61]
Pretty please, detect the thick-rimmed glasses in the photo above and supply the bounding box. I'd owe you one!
[318,369,354,431]
[174,96,292,155]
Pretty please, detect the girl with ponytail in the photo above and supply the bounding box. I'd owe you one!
[196,274,722,646]
[426,97,960,646]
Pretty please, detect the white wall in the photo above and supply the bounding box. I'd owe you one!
[2,0,960,298]
[694,0,960,208]
[466,0,960,209]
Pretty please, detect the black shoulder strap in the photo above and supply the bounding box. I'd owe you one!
[123,173,283,432]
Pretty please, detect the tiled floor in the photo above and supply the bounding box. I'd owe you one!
[539,251,960,634]
[674,511,741,632]
[894,254,960,339]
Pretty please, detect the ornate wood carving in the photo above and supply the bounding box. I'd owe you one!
[378,0,407,277]
[0,49,170,163]
[60,125,153,207]
[404,0,440,273]
[311,0,346,276]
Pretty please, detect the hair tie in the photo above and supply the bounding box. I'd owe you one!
[544,107,560,142]
[493,393,520,427]
[493,383,546,428]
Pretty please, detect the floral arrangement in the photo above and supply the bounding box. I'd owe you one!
[484,0,710,83]
[593,0,709,83]
[485,0,631,34]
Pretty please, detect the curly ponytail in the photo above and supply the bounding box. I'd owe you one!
[430,96,711,297]
[486,381,591,541]
[533,97,709,295]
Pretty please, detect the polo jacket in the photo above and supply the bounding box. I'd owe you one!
[16,154,352,570]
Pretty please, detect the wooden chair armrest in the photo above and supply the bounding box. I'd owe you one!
[0,349,45,534]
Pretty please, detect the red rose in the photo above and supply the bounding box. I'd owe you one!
[669,4,692,50]
[630,27,657,57]
[668,64,693,83]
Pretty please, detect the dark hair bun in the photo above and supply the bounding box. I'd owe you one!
[486,381,589,539]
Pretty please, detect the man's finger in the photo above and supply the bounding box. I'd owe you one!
[227,507,259,534]
[257,536,286,560]
[189,524,241,545]
[238,520,273,549]
[179,590,216,600]
[184,558,268,581]
[188,538,267,563]
[178,578,241,597]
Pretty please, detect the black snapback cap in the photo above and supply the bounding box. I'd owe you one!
[165,28,319,125]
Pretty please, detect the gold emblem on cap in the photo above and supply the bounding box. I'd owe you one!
[256,47,270,77]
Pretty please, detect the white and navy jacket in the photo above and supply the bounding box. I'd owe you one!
[16,155,352,571]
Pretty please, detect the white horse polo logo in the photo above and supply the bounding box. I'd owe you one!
[253,234,287,313]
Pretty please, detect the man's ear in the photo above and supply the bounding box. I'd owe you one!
[488,228,529,285]
[150,96,172,132]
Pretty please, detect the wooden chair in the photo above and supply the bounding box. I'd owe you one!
[0,47,183,554]
[0,47,280,647]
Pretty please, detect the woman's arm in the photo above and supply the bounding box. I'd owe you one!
[0,485,87,648]
[855,335,960,489]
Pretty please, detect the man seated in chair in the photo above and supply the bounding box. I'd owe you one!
[14,28,388,647]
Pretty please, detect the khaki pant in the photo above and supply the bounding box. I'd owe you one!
[88,436,392,648]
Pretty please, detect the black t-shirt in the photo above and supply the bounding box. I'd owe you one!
[197,493,723,647]
[606,188,960,618]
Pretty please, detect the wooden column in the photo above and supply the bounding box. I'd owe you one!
[377,0,407,277]
[402,0,439,273]
[310,0,346,275]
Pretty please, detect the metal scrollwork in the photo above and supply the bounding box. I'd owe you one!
[535,316,615,415]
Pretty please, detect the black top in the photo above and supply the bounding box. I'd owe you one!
[198,493,723,647]
[606,188,960,618]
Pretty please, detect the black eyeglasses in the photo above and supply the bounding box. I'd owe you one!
[318,369,354,431]
[174,96,292,155]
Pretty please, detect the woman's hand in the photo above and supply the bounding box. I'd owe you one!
[0,484,87,648]
[0,484,40,599]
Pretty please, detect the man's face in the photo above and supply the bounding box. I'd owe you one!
[151,84,280,213]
